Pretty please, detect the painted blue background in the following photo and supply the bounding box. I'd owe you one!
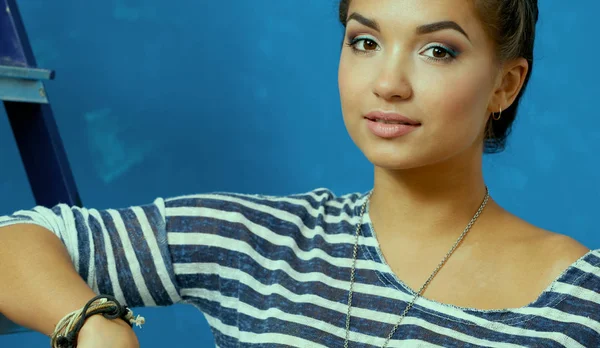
[1,0,599,346]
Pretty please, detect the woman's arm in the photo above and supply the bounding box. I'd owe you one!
[0,198,181,342]
[0,224,140,347]
[0,223,97,335]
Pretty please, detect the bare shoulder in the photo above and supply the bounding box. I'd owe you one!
[492,210,591,284]
[493,208,590,262]
[540,231,591,272]
[518,223,591,283]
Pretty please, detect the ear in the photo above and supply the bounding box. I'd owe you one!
[489,57,529,113]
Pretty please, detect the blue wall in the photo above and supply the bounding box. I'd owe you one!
[1,0,599,346]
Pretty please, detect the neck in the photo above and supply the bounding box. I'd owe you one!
[369,154,492,239]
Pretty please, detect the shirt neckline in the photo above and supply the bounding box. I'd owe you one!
[353,192,598,323]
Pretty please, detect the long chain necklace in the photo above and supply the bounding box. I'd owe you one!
[344,187,490,348]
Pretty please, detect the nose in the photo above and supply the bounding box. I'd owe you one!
[372,54,413,101]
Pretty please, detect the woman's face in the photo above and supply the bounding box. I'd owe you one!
[339,0,502,170]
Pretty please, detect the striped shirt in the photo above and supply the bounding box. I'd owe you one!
[1,188,599,347]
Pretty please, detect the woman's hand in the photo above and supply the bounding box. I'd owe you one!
[76,315,140,348]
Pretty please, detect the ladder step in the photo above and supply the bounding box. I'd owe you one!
[0,76,49,103]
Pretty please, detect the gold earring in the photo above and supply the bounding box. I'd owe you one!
[492,107,502,121]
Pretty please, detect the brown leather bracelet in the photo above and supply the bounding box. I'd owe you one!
[51,295,143,348]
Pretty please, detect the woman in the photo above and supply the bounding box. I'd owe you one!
[0,0,597,347]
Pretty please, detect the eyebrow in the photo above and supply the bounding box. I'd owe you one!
[347,13,470,41]
[347,13,380,31]
[417,21,470,40]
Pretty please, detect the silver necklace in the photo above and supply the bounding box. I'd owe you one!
[344,188,490,348]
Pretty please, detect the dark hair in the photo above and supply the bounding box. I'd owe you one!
[338,0,539,153]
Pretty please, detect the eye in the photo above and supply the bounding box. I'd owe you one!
[347,36,381,53]
[429,47,449,58]
[420,44,459,62]
[355,39,379,51]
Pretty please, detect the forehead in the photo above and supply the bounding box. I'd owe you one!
[347,0,487,40]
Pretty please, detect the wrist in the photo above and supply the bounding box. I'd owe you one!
[50,295,144,347]
[78,315,132,337]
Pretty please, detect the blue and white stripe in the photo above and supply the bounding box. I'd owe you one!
[1,188,599,347]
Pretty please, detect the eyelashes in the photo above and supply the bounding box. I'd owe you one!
[345,35,381,54]
[420,44,460,62]
[346,35,381,54]
[345,35,461,63]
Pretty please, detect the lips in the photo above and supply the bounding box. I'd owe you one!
[364,111,421,138]
[368,118,414,125]
[364,111,421,126]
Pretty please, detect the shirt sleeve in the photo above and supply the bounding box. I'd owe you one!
[163,192,273,305]
[0,198,182,308]
[0,190,315,317]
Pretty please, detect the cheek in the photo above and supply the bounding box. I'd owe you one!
[338,55,361,105]
[338,54,365,124]
[422,65,493,127]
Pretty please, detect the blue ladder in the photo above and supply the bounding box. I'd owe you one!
[0,0,81,335]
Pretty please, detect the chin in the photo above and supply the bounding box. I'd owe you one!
[357,133,468,171]
[368,156,433,171]
[361,146,436,171]
[361,139,483,173]
[347,123,480,171]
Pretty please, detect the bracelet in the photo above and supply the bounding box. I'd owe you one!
[50,295,145,348]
